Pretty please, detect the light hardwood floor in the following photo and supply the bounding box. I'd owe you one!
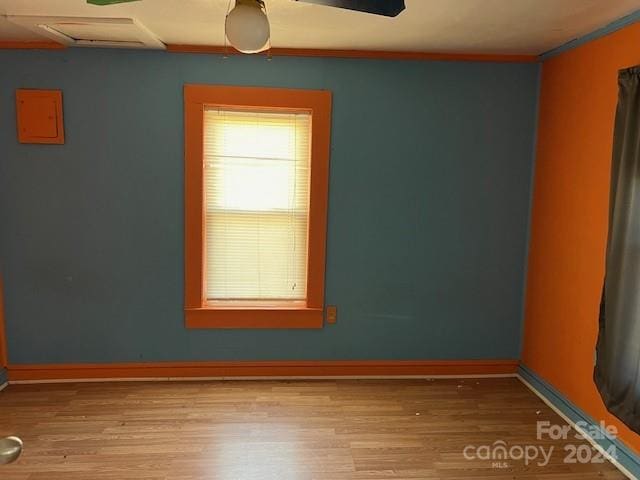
[0,377,626,479]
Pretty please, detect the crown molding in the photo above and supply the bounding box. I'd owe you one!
[0,41,66,49]
[540,8,640,60]
[166,44,538,63]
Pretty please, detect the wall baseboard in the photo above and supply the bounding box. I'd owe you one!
[0,381,7,392]
[518,364,640,480]
[6,359,518,382]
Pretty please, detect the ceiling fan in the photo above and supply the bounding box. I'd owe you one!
[86,0,406,53]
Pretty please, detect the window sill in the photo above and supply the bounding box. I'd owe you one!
[184,307,324,329]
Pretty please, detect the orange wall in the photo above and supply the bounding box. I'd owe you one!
[522,21,640,454]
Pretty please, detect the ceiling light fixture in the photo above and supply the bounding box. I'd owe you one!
[225,0,270,54]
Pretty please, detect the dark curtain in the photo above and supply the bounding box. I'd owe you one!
[595,66,640,434]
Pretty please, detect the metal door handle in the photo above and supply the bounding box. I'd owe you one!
[0,436,23,465]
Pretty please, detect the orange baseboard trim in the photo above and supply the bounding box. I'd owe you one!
[166,44,538,63]
[0,279,7,367]
[0,41,66,50]
[6,359,518,381]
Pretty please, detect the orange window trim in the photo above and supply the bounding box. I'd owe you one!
[183,84,332,329]
[0,278,7,367]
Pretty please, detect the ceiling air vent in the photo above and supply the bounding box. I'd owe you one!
[6,16,164,50]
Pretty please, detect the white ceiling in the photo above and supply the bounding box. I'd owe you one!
[0,0,639,55]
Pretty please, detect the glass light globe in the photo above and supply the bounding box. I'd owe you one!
[225,1,270,54]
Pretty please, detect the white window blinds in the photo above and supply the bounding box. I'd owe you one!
[203,108,311,302]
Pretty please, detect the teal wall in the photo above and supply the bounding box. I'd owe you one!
[0,49,539,364]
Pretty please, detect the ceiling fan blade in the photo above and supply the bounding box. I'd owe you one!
[294,0,405,17]
[87,0,141,5]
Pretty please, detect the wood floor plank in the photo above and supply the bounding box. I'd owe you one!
[0,378,626,479]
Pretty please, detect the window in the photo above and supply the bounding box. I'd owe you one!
[184,85,331,329]
[204,109,310,303]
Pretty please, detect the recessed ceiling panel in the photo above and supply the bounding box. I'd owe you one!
[5,15,164,49]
